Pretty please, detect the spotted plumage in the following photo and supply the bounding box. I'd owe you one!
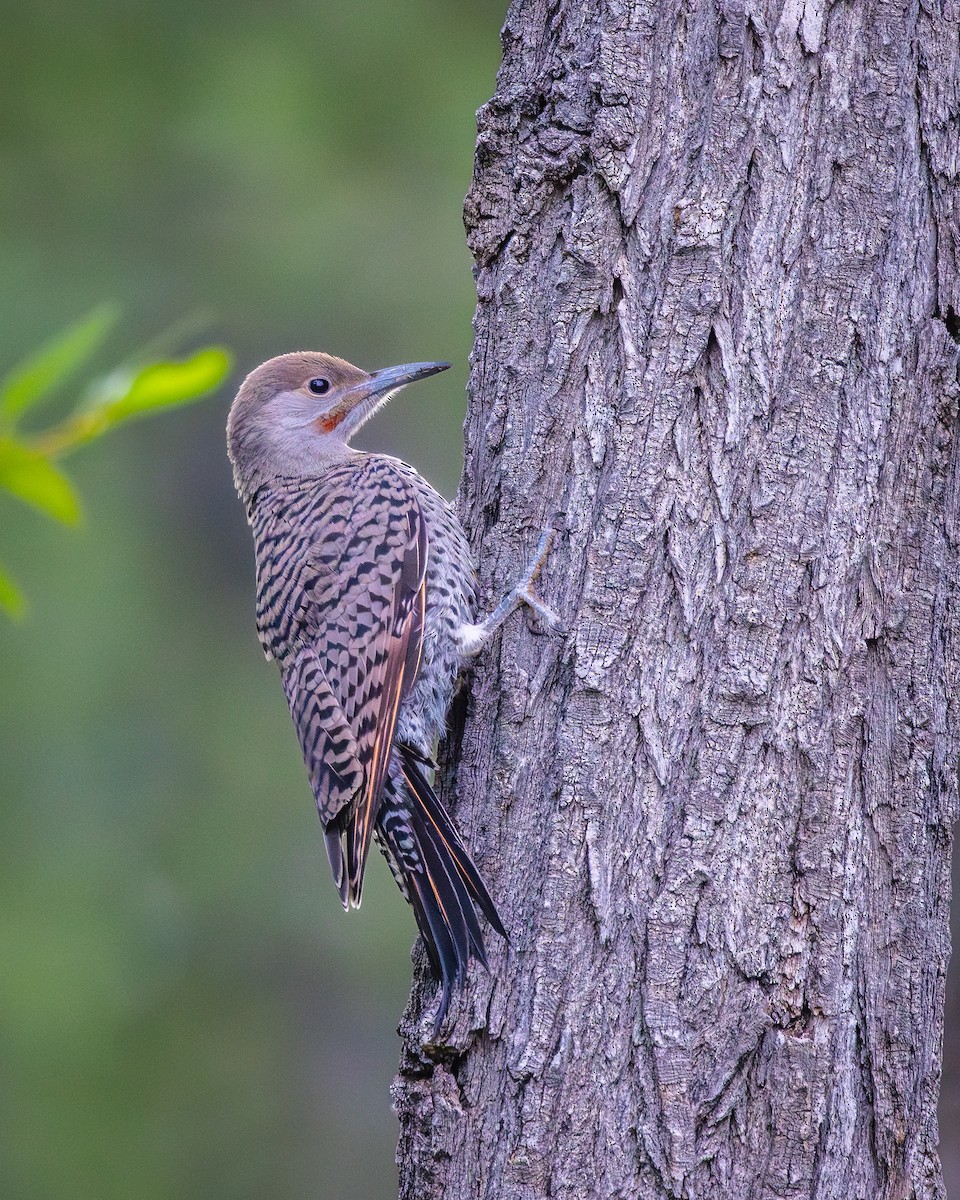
[227,351,554,1028]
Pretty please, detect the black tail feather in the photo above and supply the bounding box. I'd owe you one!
[404,864,458,1026]
[375,747,506,1031]
[413,805,483,971]
[400,751,507,940]
[404,783,490,969]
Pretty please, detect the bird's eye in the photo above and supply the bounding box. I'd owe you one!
[308,377,330,395]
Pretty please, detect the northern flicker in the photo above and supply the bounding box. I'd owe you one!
[227,352,555,1026]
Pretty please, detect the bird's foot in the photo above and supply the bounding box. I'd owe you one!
[456,527,560,657]
[513,527,560,630]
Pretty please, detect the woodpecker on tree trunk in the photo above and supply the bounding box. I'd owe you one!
[227,351,555,1028]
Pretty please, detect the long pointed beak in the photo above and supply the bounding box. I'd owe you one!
[328,360,451,437]
[366,361,451,394]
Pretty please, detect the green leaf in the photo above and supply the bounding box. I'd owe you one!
[0,561,25,618]
[26,344,232,460]
[0,304,118,427]
[0,439,82,524]
[102,347,232,424]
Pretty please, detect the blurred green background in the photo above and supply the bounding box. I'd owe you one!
[0,2,504,1197]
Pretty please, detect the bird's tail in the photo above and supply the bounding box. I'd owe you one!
[376,743,506,1031]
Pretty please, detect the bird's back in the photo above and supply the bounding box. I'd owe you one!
[247,453,475,884]
[249,454,474,694]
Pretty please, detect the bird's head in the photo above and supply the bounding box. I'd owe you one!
[226,351,450,498]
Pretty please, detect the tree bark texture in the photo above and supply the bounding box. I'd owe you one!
[394,3,960,1198]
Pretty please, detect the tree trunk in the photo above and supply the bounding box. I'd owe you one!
[393,3,960,1198]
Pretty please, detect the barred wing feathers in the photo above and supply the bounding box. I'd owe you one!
[255,461,428,908]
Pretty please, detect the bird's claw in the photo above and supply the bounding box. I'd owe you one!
[529,528,554,578]
[516,527,561,631]
[518,586,561,630]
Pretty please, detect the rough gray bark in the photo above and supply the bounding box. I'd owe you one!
[393,3,960,1198]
